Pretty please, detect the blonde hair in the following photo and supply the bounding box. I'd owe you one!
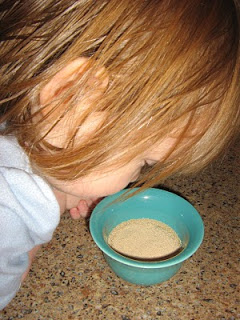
[0,0,239,187]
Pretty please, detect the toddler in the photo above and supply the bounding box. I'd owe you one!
[0,0,239,310]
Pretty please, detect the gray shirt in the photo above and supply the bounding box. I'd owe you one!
[0,135,60,309]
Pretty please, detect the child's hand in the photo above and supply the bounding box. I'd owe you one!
[21,245,41,283]
[69,198,103,219]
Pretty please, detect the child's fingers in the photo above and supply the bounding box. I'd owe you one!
[69,198,104,220]
[69,207,81,220]
[77,200,90,218]
[69,200,90,219]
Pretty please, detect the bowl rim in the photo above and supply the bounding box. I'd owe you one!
[90,188,204,269]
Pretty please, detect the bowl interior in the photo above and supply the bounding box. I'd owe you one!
[90,188,204,268]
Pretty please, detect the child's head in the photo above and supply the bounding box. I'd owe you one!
[0,0,239,189]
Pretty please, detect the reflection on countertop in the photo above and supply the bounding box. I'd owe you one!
[1,137,239,320]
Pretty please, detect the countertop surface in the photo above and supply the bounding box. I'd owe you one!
[1,138,239,320]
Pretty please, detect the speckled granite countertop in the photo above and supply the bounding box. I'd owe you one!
[1,138,239,320]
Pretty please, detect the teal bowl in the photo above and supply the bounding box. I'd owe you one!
[90,188,204,286]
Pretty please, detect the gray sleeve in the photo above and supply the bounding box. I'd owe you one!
[0,166,60,310]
